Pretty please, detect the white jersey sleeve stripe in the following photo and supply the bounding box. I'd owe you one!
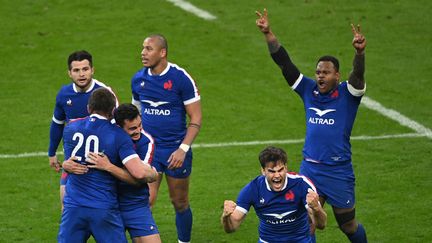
[171,63,201,99]
[52,116,65,125]
[291,73,304,90]
[288,173,317,192]
[131,98,142,113]
[235,206,248,214]
[184,96,201,105]
[141,130,155,164]
[347,81,366,97]
[122,154,139,165]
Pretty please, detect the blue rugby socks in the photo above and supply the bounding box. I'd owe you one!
[347,223,367,243]
[176,207,193,243]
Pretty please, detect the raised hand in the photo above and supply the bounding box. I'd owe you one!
[223,200,237,217]
[256,8,270,34]
[351,24,366,54]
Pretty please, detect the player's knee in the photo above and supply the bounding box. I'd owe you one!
[170,197,189,211]
[335,208,357,234]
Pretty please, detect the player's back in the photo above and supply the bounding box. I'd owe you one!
[63,114,136,209]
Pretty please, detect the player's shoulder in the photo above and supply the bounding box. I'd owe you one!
[92,79,110,89]
[64,117,88,133]
[137,130,154,144]
[288,172,312,184]
[167,62,193,79]
[250,175,267,189]
[56,83,74,95]
[131,68,147,81]
[288,172,316,189]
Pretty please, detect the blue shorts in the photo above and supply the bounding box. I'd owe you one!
[121,206,159,239]
[60,170,68,186]
[58,206,127,243]
[300,161,356,208]
[152,146,192,178]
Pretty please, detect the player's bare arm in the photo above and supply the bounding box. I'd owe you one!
[168,100,202,169]
[62,157,89,175]
[86,152,141,186]
[124,156,158,183]
[348,24,366,90]
[256,8,280,53]
[221,200,246,233]
[306,189,327,230]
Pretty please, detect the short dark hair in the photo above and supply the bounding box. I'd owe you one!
[68,50,93,70]
[114,104,140,128]
[149,34,168,54]
[88,88,116,116]
[317,55,339,72]
[258,146,288,168]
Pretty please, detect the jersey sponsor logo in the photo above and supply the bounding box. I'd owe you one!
[308,117,335,125]
[263,210,297,219]
[308,107,336,125]
[144,108,171,116]
[164,80,173,90]
[264,210,297,224]
[309,107,336,117]
[142,100,169,108]
[285,190,295,201]
[142,100,171,116]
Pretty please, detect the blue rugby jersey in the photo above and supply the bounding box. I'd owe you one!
[48,79,117,156]
[62,114,138,209]
[118,130,155,210]
[131,63,200,146]
[236,173,316,243]
[292,74,365,165]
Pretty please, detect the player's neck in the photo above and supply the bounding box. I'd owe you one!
[150,60,168,76]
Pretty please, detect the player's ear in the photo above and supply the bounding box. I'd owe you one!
[261,168,266,175]
[161,48,167,58]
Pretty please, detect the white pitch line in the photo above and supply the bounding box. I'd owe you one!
[0,132,427,159]
[166,0,217,20]
[361,96,432,139]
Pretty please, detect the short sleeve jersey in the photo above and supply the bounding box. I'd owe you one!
[117,130,155,210]
[62,114,138,209]
[236,173,316,243]
[52,79,115,124]
[292,74,364,165]
[131,63,200,146]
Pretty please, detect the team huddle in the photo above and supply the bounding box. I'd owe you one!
[49,9,367,243]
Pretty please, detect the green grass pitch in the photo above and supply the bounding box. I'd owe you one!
[0,0,431,242]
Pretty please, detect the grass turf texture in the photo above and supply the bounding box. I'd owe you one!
[0,0,431,242]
